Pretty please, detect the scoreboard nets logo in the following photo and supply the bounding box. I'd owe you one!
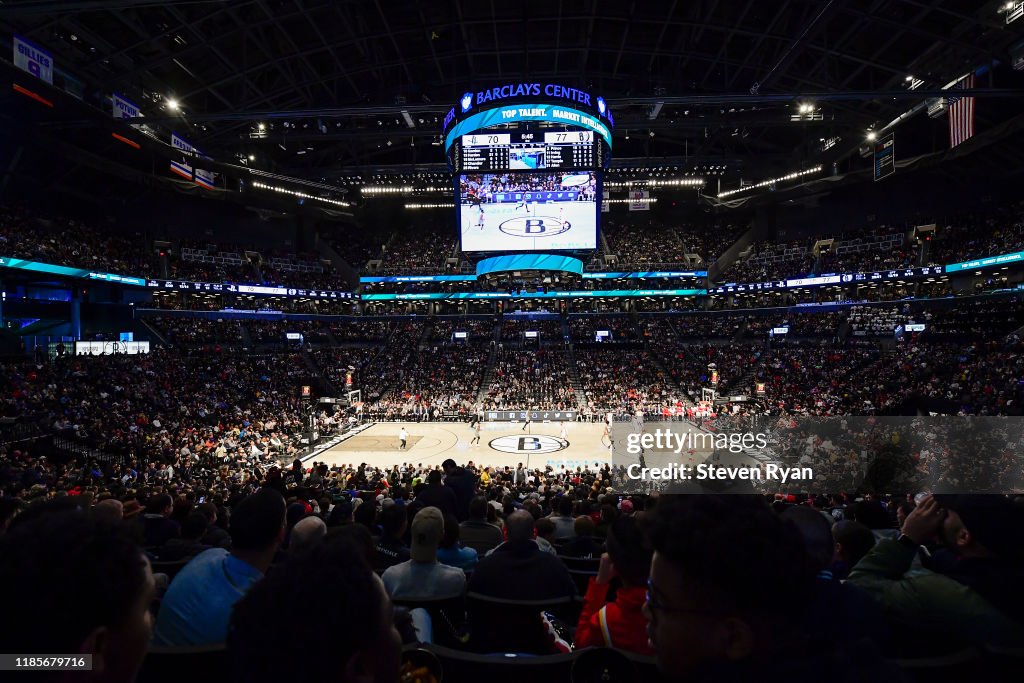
[499,216,571,238]
[489,435,567,454]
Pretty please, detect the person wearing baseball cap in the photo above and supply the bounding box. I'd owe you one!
[848,494,1024,649]
[380,506,465,601]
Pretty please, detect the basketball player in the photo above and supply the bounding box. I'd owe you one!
[521,412,532,432]
[470,420,481,446]
[558,421,568,445]
[477,205,485,230]
[398,426,408,450]
[515,196,529,213]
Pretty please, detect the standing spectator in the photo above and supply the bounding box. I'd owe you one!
[441,458,476,521]
[153,488,286,646]
[415,470,457,518]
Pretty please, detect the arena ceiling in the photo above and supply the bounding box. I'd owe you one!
[2,0,1023,186]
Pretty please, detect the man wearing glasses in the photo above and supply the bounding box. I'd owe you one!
[642,495,891,682]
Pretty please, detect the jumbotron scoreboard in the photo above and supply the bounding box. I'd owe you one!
[460,131,597,171]
[442,83,614,253]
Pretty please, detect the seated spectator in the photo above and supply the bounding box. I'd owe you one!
[289,515,326,554]
[158,511,212,561]
[93,498,123,524]
[831,520,876,579]
[468,510,576,653]
[141,493,179,548]
[228,536,402,683]
[381,506,466,600]
[374,503,411,571]
[547,496,577,541]
[436,512,478,571]
[645,495,889,682]
[561,516,605,558]
[459,495,503,554]
[0,507,157,683]
[781,505,886,649]
[848,494,1024,649]
[534,517,559,555]
[198,502,232,549]
[574,515,654,655]
[152,488,286,646]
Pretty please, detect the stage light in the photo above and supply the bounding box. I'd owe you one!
[866,131,877,141]
[257,122,265,131]
[166,98,179,111]
[248,154,255,161]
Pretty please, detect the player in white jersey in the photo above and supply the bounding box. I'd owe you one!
[476,205,485,230]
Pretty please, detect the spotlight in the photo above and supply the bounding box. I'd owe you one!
[166,98,179,111]
[866,131,877,141]
[248,154,255,161]
[257,122,265,131]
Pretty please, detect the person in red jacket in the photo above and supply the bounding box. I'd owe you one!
[574,515,655,655]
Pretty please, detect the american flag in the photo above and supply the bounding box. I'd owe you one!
[948,73,975,148]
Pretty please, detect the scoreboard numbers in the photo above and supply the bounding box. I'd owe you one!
[459,130,596,172]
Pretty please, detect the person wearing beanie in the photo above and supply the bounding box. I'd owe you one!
[381,506,465,601]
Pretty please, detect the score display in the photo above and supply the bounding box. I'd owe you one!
[459,130,597,171]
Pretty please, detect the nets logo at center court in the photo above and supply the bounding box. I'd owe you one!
[499,216,571,238]
[489,435,568,455]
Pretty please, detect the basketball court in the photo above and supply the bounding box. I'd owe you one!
[313,420,759,473]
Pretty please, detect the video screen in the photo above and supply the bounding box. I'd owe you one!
[458,172,598,252]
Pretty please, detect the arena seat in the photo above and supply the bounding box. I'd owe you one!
[136,645,228,683]
[149,558,192,580]
[392,595,468,648]
[886,646,982,683]
[466,592,575,654]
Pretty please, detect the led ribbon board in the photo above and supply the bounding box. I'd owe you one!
[359,289,706,301]
[944,250,1024,273]
[0,256,146,286]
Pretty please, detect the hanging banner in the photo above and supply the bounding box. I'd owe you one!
[13,35,53,84]
[170,132,215,190]
[112,93,141,122]
[628,189,650,211]
[602,189,610,213]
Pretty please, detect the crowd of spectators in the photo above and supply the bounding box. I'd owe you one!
[482,348,577,411]
[0,204,153,277]
[603,219,689,265]
[575,348,675,414]
[378,232,458,275]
